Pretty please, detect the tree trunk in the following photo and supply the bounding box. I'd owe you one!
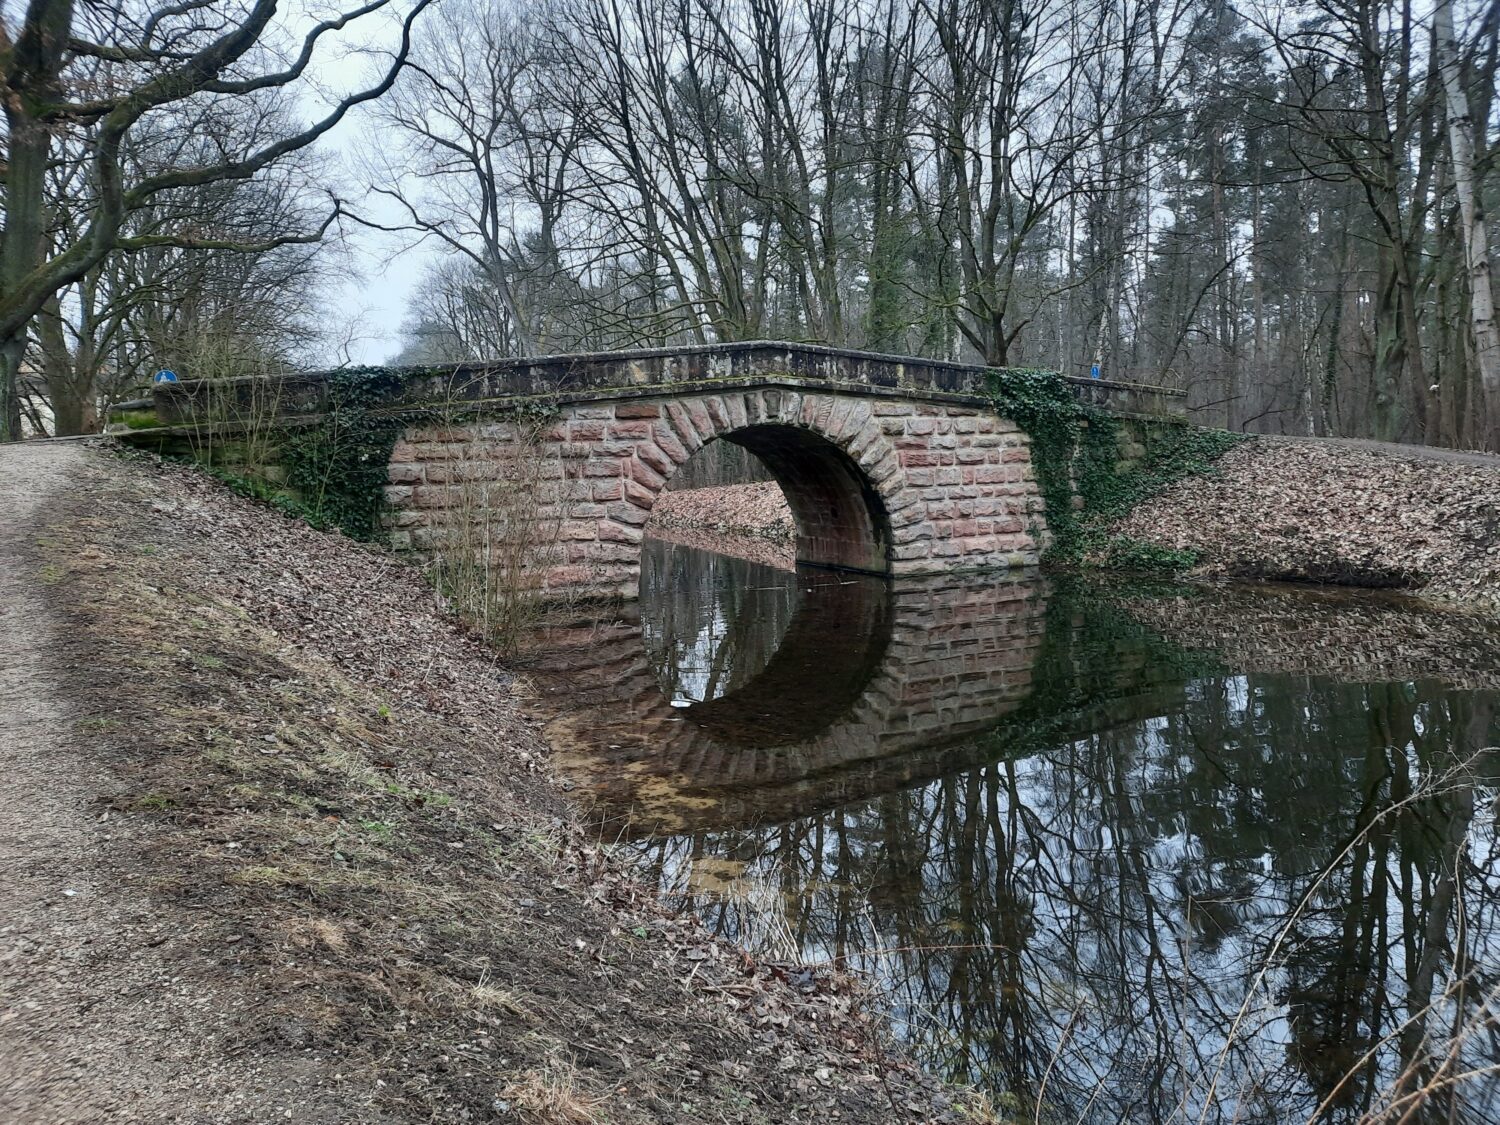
[36,295,97,435]
[0,0,75,440]
[1435,0,1500,445]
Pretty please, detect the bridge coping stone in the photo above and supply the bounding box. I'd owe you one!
[143,340,1185,427]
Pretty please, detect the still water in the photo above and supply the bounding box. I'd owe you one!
[530,538,1500,1124]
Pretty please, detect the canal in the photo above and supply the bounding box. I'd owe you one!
[529,537,1500,1123]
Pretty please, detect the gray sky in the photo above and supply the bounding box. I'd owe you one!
[303,2,443,365]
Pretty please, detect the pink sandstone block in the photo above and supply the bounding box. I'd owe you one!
[685,400,715,439]
[637,442,675,476]
[569,421,607,441]
[704,396,729,431]
[664,403,704,451]
[653,424,691,464]
[630,458,666,489]
[608,420,657,440]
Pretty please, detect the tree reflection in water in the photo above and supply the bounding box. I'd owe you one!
[539,541,1500,1123]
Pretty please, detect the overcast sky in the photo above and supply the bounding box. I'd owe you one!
[308,2,443,365]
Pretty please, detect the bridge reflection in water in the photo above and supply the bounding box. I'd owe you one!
[528,540,1500,1125]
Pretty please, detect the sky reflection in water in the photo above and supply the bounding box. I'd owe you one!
[531,538,1500,1124]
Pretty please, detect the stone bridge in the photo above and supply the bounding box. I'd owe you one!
[123,342,1183,601]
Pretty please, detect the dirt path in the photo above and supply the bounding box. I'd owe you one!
[0,444,348,1123]
[0,442,149,1122]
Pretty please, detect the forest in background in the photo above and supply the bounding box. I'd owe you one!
[378,0,1500,450]
[3,0,1499,451]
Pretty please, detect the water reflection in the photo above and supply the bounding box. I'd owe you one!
[529,539,1500,1123]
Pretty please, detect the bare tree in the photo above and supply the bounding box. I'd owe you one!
[0,0,432,439]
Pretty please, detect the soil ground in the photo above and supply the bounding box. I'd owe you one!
[0,442,987,1124]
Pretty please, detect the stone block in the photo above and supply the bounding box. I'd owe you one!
[598,520,644,544]
[653,423,691,464]
[664,403,704,451]
[608,420,656,440]
[685,400,715,439]
[387,463,423,484]
[568,421,607,442]
[637,442,675,476]
[630,458,666,490]
[615,403,662,419]
[412,485,454,509]
[560,520,599,540]
[724,393,750,430]
[608,502,652,526]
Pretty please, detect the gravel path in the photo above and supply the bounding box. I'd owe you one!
[0,444,345,1123]
[1261,433,1500,469]
[0,442,170,1121]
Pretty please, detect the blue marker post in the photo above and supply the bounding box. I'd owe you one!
[153,369,179,384]
[1089,363,1101,380]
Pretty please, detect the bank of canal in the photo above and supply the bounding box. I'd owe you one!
[528,537,1500,1124]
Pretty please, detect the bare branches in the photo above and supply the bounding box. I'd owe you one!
[0,0,432,438]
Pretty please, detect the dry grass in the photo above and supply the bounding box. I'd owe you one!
[499,1061,610,1124]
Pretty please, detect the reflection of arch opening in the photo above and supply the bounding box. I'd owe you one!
[639,539,893,747]
[701,425,892,574]
[670,565,892,747]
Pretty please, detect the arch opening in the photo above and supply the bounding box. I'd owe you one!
[709,423,892,574]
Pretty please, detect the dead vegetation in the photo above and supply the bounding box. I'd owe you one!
[648,481,795,542]
[1107,438,1500,606]
[23,443,989,1124]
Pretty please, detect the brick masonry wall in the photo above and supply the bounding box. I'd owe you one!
[382,386,1044,599]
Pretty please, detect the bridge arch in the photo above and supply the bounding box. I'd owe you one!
[703,424,892,574]
[385,384,1043,600]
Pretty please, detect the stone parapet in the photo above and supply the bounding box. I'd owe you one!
[139,341,1184,428]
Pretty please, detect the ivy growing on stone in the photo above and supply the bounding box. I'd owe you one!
[279,368,407,541]
[983,368,1246,571]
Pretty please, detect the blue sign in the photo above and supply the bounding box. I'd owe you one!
[153,369,179,384]
[1090,364,1101,380]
